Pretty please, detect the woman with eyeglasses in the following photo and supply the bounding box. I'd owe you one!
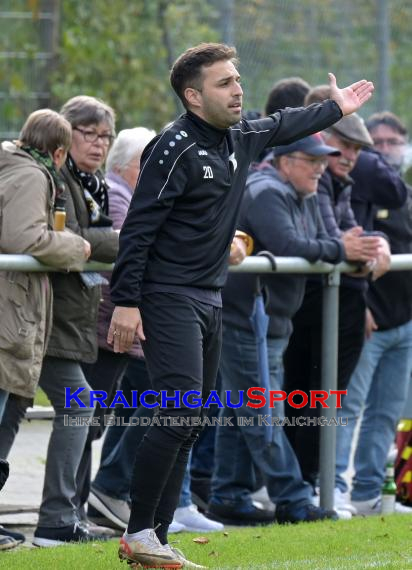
[0,96,119,547]
[34,96,120,546]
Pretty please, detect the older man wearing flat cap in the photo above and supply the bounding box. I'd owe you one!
[283,113,389,512]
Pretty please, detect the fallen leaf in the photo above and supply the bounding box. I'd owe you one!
[193,536,210,544]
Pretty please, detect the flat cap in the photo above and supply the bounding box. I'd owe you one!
[328,113,373,147]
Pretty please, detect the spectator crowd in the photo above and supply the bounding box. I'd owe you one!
[0,42,411,566]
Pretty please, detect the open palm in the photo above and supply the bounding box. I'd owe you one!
[329,73,374,116]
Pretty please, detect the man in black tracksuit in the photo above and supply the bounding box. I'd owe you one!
[107,43,374,568]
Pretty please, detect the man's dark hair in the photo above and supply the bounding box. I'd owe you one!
[366,111,408,137]
[170,43,238,108]
[264,77,310,115]
[304,84,331,106]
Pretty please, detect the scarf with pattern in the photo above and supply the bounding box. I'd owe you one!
[20,145,66,205]
[66,154,112,227]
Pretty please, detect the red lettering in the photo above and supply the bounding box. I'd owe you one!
[269,390,287,408]
[330,390,347,408]
[310,390,329,408]
[246,387,266,409]
[287,390,308,409]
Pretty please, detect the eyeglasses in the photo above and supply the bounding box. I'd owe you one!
[74,127,114,146]
[288,154,329,168]
[372,138,406,148]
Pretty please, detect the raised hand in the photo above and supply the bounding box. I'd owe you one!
[328,72,374,116]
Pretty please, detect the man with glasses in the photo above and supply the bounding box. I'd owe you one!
[284,114,388,511]
[367,111,408,171]
[207,134,374,525]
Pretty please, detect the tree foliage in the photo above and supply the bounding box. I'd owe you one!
[2,0,412,137]
[52,0,219,131]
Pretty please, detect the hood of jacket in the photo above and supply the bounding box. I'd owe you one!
[246,160,302,204]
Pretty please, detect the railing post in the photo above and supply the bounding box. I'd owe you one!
[319,265,340,510]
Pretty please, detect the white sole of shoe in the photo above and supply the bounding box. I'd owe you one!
[32,537,68,547]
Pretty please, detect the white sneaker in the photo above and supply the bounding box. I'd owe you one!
[311,487,355,517]
[169,519,185,533]
[395,502,412,514]
[334,488,357,515]
[173,504,224,532]
[351,496,381,516]
[119,529,182,568]
[335,508,352,520]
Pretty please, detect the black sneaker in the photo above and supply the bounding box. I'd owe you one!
[33,521,109,547]
[87,505,122,532]
[0,526,25,544]
[80,517,118,538]
[0,535,18,551]
[206,502,275,526]
[275,503,339,524]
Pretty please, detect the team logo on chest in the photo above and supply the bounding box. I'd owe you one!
[203,165,214,179]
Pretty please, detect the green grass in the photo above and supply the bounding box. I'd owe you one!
[33,388,51,407]
[2,516,412,569]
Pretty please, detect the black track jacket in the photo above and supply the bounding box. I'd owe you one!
[111,102,342,307]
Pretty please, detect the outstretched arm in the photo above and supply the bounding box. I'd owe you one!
[329,73,374,116]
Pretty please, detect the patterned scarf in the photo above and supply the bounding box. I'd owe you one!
[66,154,112,227]
[20,145,66,204]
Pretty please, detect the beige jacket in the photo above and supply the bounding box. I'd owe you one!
[0,142,86,397]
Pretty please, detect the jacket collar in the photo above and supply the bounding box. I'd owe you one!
[185,110,229,148]
[326,167,354,190]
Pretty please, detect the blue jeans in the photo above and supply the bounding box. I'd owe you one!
[178,453,193,508]
[0,390,8,424]
[336,320,412,500]
[210,325,312,507]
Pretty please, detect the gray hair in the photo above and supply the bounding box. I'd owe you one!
[60,95,116,135]
[106,127,156,173]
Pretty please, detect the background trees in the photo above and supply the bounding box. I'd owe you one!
[1,0,412,138]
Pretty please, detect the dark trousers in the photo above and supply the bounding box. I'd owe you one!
[283,284,366,487]
[75,348,129,515]
[128,292,222,532]
[92,357,152,501]
[0,393,32,459]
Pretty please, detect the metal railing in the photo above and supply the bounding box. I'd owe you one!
[1,253,411,510]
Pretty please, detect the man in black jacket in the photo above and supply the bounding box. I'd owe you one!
[107,42,374,568]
